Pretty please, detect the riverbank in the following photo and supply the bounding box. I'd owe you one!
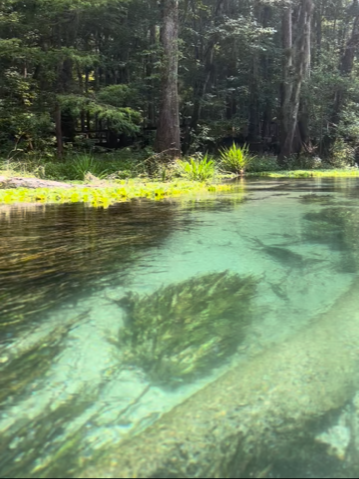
[0,177,236,207]
[1,168,359,206]
[249,169,359,178]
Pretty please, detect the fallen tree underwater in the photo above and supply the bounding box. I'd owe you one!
[80,277,359,478]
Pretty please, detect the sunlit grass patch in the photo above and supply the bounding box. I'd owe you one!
[0,180,235,207]
[250,169,359,178]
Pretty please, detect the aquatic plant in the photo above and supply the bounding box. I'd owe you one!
[0,311,87,407]
[116,271,258,385]
[0,202,181,336]
[220,143,254,176]
[176,155,216,181]
[299,194,334,204]
[303,207,359,273]
[0,385,100,478]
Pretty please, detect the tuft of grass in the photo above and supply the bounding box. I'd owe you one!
[219,144,254,175]
[176,155,216,181]
[70,155,110,180]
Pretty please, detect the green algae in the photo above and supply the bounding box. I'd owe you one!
[116,271,258,385]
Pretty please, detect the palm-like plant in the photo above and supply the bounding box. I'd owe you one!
[220,143,254,176]
[70,155,109,180]
[176,155,216,181]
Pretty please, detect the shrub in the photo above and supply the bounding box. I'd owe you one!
[246,156,279,173]
[219,143,254,175]
[330,139,356,168]
[176,155,216,181]
[70,155,109,180]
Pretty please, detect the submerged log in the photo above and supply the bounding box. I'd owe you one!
[80,278,359,478]
[0,176,74,189]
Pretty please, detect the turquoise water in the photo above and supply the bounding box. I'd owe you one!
[2,178,359,477]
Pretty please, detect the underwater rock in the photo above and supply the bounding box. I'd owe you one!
[117,271,257,385]
[315,411,351,460]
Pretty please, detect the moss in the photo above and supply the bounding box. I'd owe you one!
[0,180,236,207]
[116,271,258,385]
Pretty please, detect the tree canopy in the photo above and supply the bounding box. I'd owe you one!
[1,0,359,162]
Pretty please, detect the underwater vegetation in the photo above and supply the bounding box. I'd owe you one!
[0,311,88,407]
[116,271,258,385]
[0,386,100,479]
[0,181,234,207]
[304,207,359,272]
[0,202,184,337]
[299,194,334,204]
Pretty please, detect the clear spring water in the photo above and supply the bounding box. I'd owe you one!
[2,178,359,478]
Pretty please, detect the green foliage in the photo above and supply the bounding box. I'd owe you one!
[59,95,142,136]
[252,169,359,179]
[176,155,216,181]
[246,156,279,173]
[219,144,254,175]
[70,155,109,180]
[0,181,234,207]
[330,139,356,168]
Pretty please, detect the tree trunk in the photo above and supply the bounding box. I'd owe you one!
[280,0,313,161]
[154,0,181,158]
[279,1,293,162]
[147,21,157,128]
[54,103,64,159]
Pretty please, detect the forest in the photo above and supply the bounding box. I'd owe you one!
[2,0,359,176]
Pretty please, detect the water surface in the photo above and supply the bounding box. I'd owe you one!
[2,178,359,478]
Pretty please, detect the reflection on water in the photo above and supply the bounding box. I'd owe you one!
[0,202,185,334]
[2,180,359,477]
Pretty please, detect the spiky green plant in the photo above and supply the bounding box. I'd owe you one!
[176,155,216,181]
[70,155,109,180]
[219,143,254,175]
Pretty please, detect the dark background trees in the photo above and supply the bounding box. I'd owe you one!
[1,0,359,163]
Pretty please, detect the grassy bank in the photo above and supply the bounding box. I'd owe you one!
[249,169,359,178]
[0,180,236,207]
